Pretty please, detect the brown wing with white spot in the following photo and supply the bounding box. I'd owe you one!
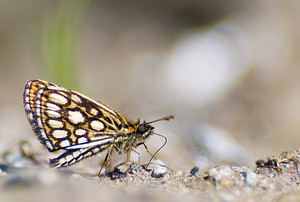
[23,79,128,152]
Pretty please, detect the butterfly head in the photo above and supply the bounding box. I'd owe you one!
[136,122,154,139]
[134,115,175,140]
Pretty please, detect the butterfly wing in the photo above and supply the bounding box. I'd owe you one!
[23,79,129,152]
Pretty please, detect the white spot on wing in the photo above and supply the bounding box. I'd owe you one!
[71,94,82,103]
[25,95,29,103]
[48,119,63,128]
[78,137,88,143]
[27,113,33,121]
[35,100,41,116]
[24,103,31,110]
[59,158,66,165]
[84,151,92,157]
[47,86,64,91]
[46,102,60,111]
[46,141,53,150]
[49,93,68,105]
[90,108,99,116]
[72,150,81,158]
[46,110,61,118]
[65,155,73,162]
[68,110,85,124]
[75,129,86,136]
[93,147,100,153]
[90,120,104,131]
[25,88,30,95]
[40,130,47,139]
[60,140,71,147]
[52,130,68,138]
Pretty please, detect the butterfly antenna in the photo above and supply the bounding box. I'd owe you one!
[146,132,168,168]
[145,115,174,168]
[146,115,175,124]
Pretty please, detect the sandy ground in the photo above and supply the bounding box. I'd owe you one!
[1,148,300,202]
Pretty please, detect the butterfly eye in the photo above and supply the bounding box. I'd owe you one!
[137,125,146,133]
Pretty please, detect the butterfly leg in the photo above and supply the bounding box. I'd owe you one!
[98,144,119,177]
[126,147,131,164]
[128,147,141,165]
[98,152,109,176]
[136,142,155,160]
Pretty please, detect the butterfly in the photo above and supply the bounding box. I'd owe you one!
[23,79,174,172]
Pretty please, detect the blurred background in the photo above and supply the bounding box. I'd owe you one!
[1,0,300,173]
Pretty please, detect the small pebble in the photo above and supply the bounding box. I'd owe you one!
[244,171,258,186]
[208,165,233,181]
[190,166,200,176]
[219,179,231,188]
[151,160,167,178]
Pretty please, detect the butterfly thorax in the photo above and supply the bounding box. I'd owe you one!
[112,120,154,153]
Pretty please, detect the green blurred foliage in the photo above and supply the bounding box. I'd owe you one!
[31,0,91,90]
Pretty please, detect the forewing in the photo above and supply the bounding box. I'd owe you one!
[23,79,127,151]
